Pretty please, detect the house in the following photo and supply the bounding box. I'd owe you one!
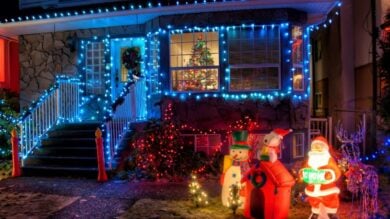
[0,0,342,176]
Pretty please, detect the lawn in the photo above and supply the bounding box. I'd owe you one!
[121,175,389,219]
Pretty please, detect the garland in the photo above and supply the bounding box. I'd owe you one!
[250,170,267,188]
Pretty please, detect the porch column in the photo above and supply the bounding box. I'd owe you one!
[340,0,355,131]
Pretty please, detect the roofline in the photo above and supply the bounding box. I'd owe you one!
[0,0,340,37]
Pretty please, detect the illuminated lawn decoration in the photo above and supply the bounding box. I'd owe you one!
[300,136,341,219]
[226,183,242,215]
[221,130,250,208]
[336,122,379,219]
[242,128,294,219]
[188,174,209,207]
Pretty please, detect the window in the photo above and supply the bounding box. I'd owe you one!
[182,134,221,155]
[170,32,219,92]
[292,26,304,91]
[293,133,305,158]
[148,36,160,95]
[315,92,323,108]
[85,42,105,95]
[228,25,280,91]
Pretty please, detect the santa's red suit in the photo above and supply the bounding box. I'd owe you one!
[301,136,341,218]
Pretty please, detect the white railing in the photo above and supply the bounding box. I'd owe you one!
[309,117,332,144]
[105,78,146,168]
[18,76,81,160]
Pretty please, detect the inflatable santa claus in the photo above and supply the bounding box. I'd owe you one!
[300,136,341,219]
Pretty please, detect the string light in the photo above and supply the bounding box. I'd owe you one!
[359,137,389,162]
[308,1,342,32]
[227,183,243,215]
[2,0,252,24]
[7,2,346,165]
[189,173,209,207]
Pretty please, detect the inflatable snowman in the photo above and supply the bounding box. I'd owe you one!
[221,130,251,208]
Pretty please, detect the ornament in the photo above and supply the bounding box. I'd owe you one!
[249,170,266,188]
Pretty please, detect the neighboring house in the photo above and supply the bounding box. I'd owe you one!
[0,0,340,175]
[0,36,19,93]
[311,0,390,154]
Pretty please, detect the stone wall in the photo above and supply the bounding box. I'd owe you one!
[18,25,144,108]
[19,32,77,108]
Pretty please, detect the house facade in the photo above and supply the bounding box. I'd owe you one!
[0,0,340,167]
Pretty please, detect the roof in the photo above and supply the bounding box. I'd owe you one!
[0,0,340,38]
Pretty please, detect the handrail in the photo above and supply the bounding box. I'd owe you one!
[103,77,146,169]
[309,117,332,144]
[18,75,81,160]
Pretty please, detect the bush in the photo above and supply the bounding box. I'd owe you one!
[119,104,223,181]
[0,89,19,160]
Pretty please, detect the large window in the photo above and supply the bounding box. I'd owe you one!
[228,25,280,91]
[85,42,105,95]
[170,32,219,92]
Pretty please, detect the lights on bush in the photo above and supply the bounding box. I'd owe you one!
[189,174,209,207]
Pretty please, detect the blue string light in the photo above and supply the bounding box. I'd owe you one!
[0,0,342,24]
[308,1,342,32]
[147,23,310,101]
[358,137,390,162]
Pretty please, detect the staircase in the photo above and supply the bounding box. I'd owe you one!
[22,123,101,178]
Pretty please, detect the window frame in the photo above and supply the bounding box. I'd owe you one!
[181,133,222,155]
[85,41,105,95]
[293,132,305,158]
[169,31,220,93]
[227,25,281,92]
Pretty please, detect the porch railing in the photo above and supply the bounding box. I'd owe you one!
[309,117,332,144]
[18,76,81,160]
[104,78,146,168]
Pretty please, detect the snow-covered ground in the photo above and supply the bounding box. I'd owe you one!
[0,175,388,218]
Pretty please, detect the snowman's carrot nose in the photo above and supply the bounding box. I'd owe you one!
[233,154,238,159]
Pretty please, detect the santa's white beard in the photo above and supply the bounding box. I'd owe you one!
[308,151,331,169]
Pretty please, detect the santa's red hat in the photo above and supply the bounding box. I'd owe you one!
[311,136,330,151]
[272,128,293,139]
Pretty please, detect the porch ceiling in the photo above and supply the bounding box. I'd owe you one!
[0,0,339,38]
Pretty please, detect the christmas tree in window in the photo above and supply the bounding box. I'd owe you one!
[177,35,218,91]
